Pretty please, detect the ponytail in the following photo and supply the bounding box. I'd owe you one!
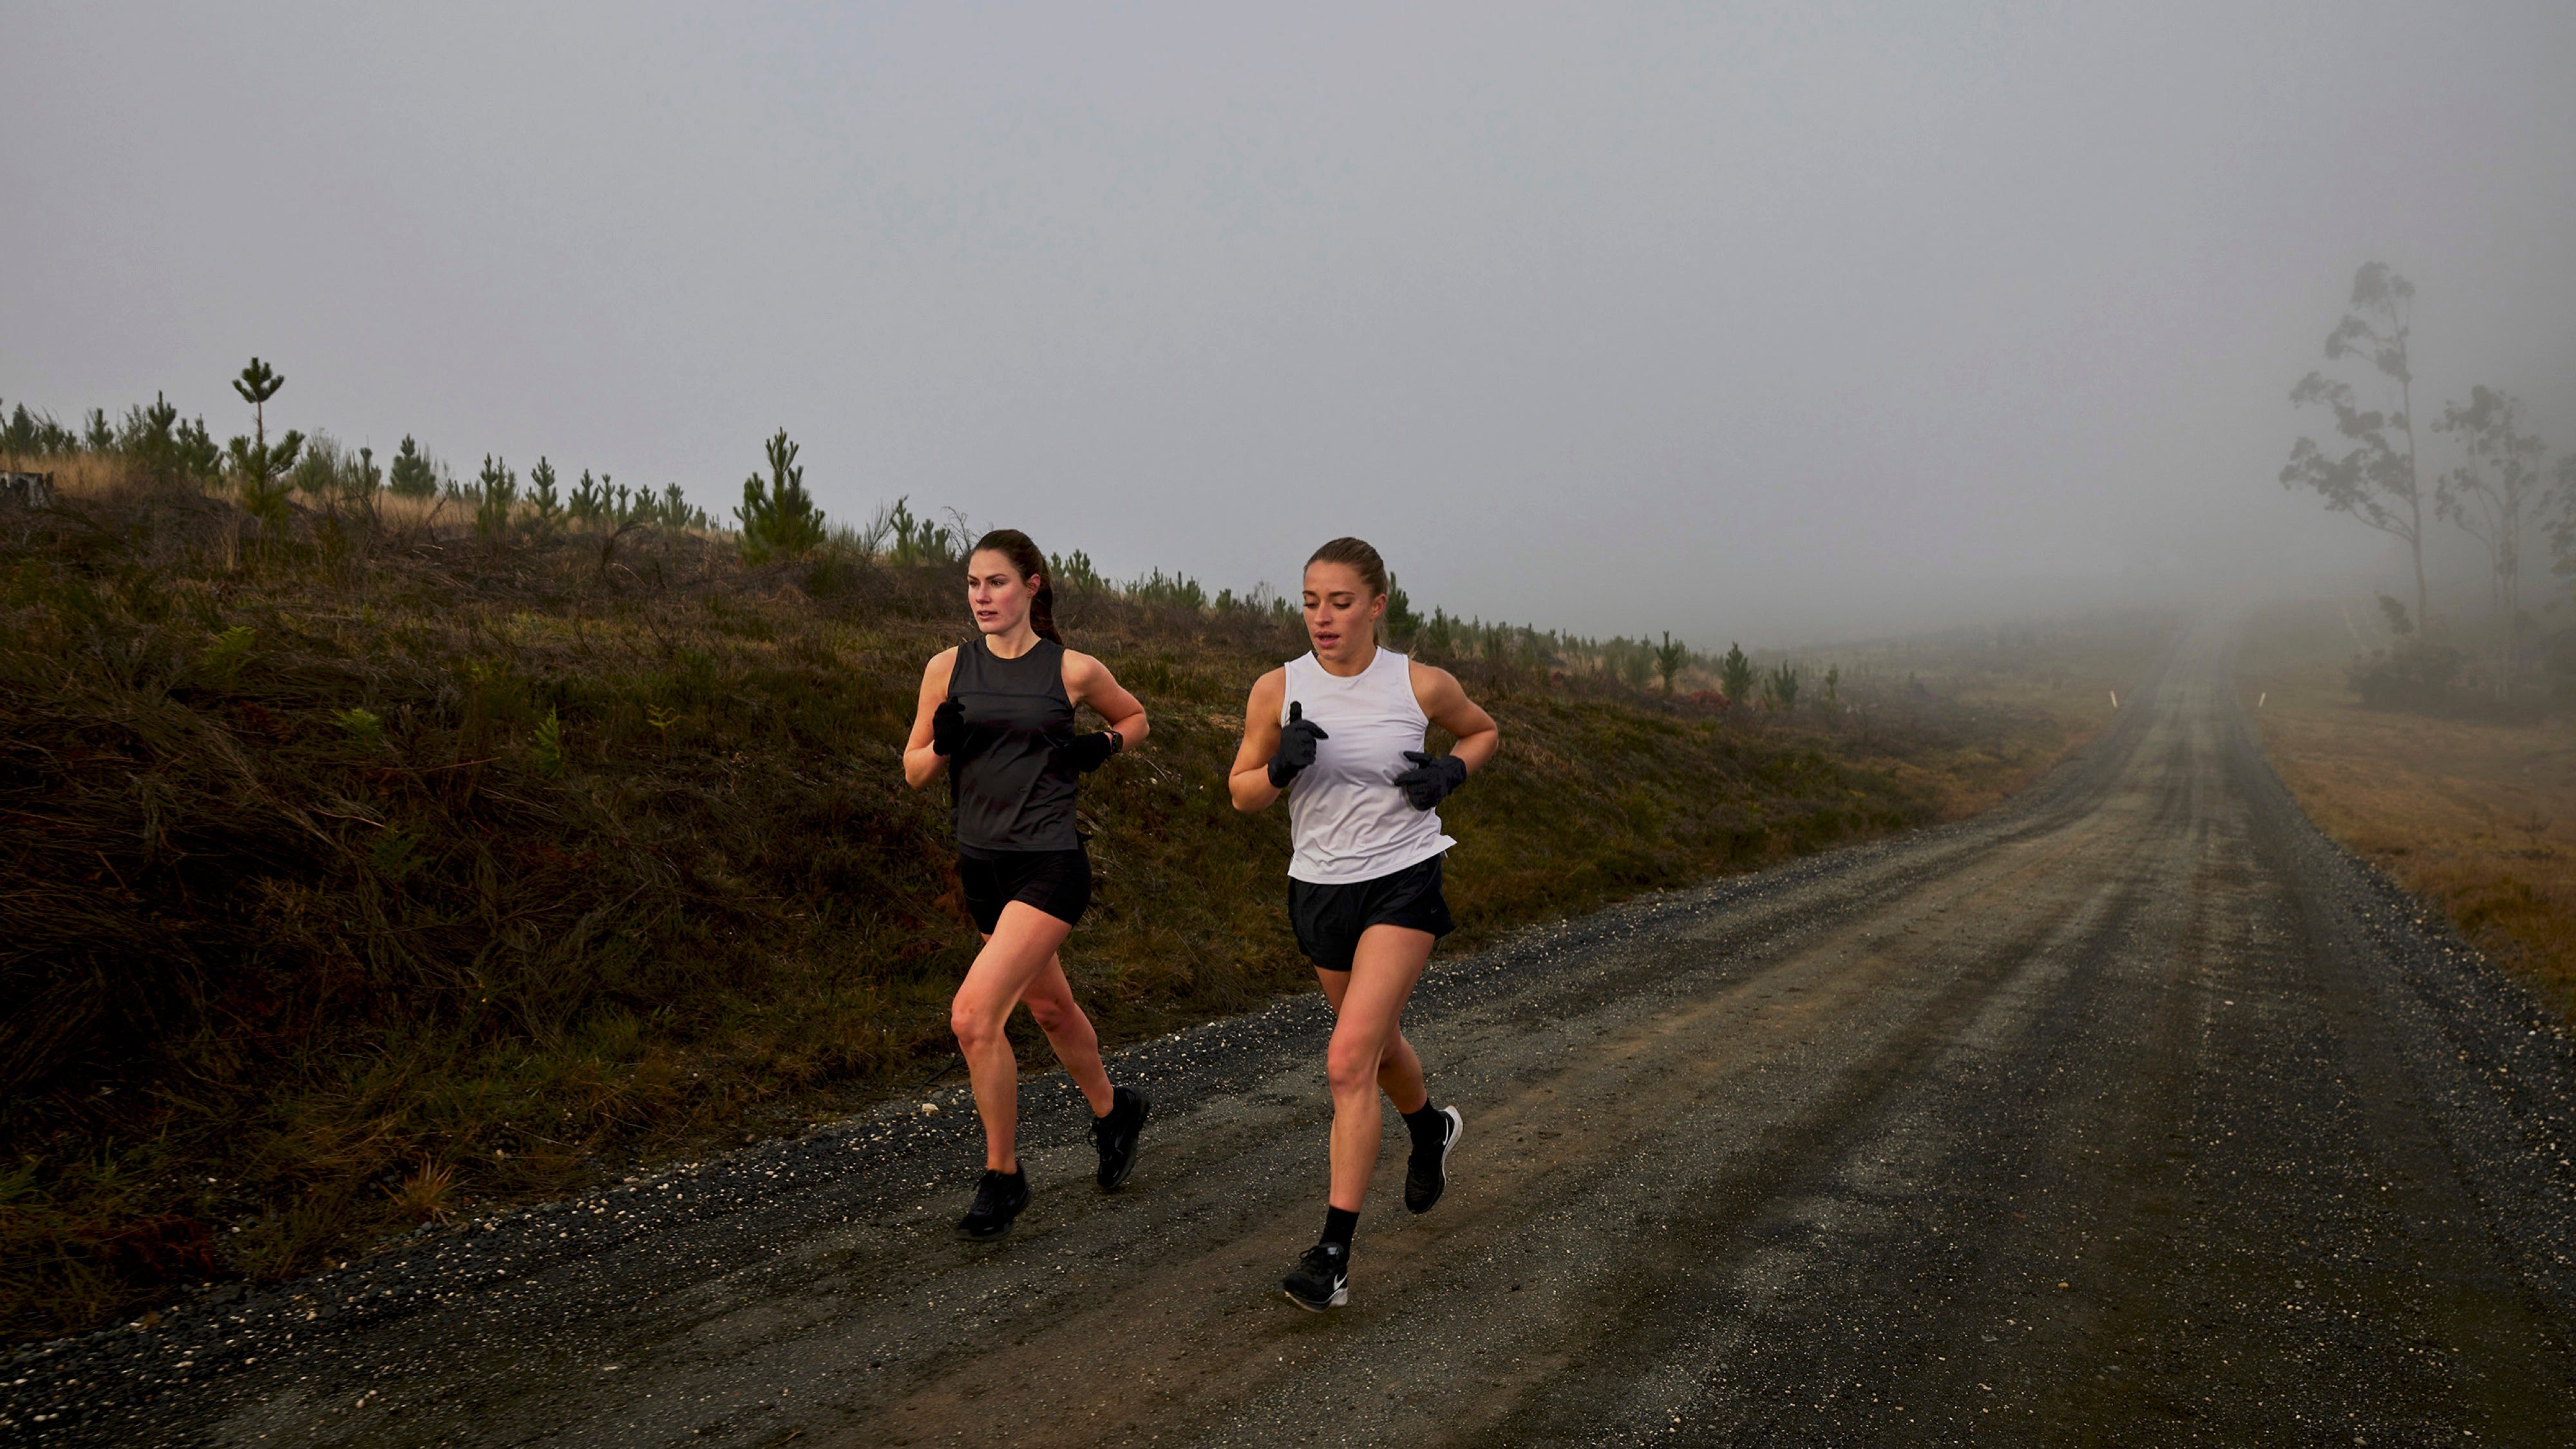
[971,528,1061,643]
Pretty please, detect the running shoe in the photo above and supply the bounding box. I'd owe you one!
[954,1169,1030,1241]
[1403,1105,1464,1214]
[1281,1241,1350,1312]
[1091,1085,1151,1191]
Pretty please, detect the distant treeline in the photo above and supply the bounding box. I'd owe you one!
[4,357,1855,714]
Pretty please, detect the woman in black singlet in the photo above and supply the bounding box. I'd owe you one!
[902,529,1153,1240]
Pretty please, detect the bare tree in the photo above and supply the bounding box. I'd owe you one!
[2434,386,2546,700]
[2283,263,2427,630]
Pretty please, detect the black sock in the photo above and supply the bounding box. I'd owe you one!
[989,1165,1024,1184]
[1401,1101,1447,1147]
[1321,1206,1358,1249]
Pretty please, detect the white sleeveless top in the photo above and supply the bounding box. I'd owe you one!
[1282,648,1456,885]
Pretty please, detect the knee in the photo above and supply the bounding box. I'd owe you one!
[950,1001,1003,1052]
[1325,1039,1381,1095]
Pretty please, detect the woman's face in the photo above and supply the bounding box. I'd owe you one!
[1302,560,1385,663]
[967,549,1038,636]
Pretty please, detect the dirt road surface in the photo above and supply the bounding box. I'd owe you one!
[11,618,2576,1446]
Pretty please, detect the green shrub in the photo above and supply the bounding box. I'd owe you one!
[2349,639,2464,710]
[332,706,384,748]
[530,707,567,778]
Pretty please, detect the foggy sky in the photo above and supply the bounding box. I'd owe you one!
[6,3,2573,645]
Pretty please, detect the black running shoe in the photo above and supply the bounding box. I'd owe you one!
[1091,1085,1151,1191]
[1403,1105,1463,1214]
[954,1169,1030,1241]
[1281,1240,1349,1311]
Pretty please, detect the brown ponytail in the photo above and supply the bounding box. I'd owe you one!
[971,528,1061,643]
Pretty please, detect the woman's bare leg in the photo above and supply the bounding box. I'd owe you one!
[1314,964,1430,1116]
[1018,951,1114,1116]
[950,903,1077,1172]
[1318,925,1436,1212]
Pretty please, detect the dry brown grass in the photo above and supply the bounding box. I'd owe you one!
[2241,600,2576,1023]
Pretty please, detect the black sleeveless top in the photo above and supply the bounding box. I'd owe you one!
[947,636,1081,854]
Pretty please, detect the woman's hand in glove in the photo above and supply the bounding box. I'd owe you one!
[931,699,967,755]
[1060,729,1124,774]
[1393,750,1468,810]
[1268,701,1329,787]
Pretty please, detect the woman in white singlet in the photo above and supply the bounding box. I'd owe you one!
[1227,536,1500,1312]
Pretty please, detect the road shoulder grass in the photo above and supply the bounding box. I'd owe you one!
[2240,600,2576,1025]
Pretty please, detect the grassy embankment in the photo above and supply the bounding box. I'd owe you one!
[2239,600,2576,1024]
[3,456,2103,1341]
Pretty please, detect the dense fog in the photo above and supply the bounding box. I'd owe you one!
[5,2,2572,643]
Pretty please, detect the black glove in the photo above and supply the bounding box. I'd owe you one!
[1268,701,1329,788]
[1394,750,1468,811]
[1060,728,1122,774]
[931,699,966,756]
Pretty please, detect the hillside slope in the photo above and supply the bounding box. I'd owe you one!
[0,464,2083,1340]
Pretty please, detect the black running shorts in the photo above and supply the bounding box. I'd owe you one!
[958,846,1092,933]
[1288,853,1454,972]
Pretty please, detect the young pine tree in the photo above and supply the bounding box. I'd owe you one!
[1765,662,1801,712]
[120,392,183,480]
[473,455,519,537]
[1654,632,1690,696]
[735,428,826,562]
[1718,642,1756,705]
[225,357,305,527]
[387,437,439,498]
[653,482,701,529]
[526,457,564,527]
[569,469,606,520]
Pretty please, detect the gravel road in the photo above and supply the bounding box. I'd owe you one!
[10,617,2576,1446]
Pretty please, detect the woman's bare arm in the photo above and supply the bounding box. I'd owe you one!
[1411,661,1499,775]
[1063,650,1150,748]
[1227,668,1290,812]
[901,649,960,789]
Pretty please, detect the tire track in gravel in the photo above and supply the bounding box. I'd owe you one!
[10,613,2576,1446]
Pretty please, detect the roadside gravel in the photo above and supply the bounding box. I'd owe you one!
[7,615,2573,1446]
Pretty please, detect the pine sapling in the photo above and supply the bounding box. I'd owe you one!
[388,437,439,499]
[1654,632,1689,696]
[473,455,518,538]
[526,457,564,529]
[736,428,825,562]
[225,357,305,528]
[1718,643,1756,704]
